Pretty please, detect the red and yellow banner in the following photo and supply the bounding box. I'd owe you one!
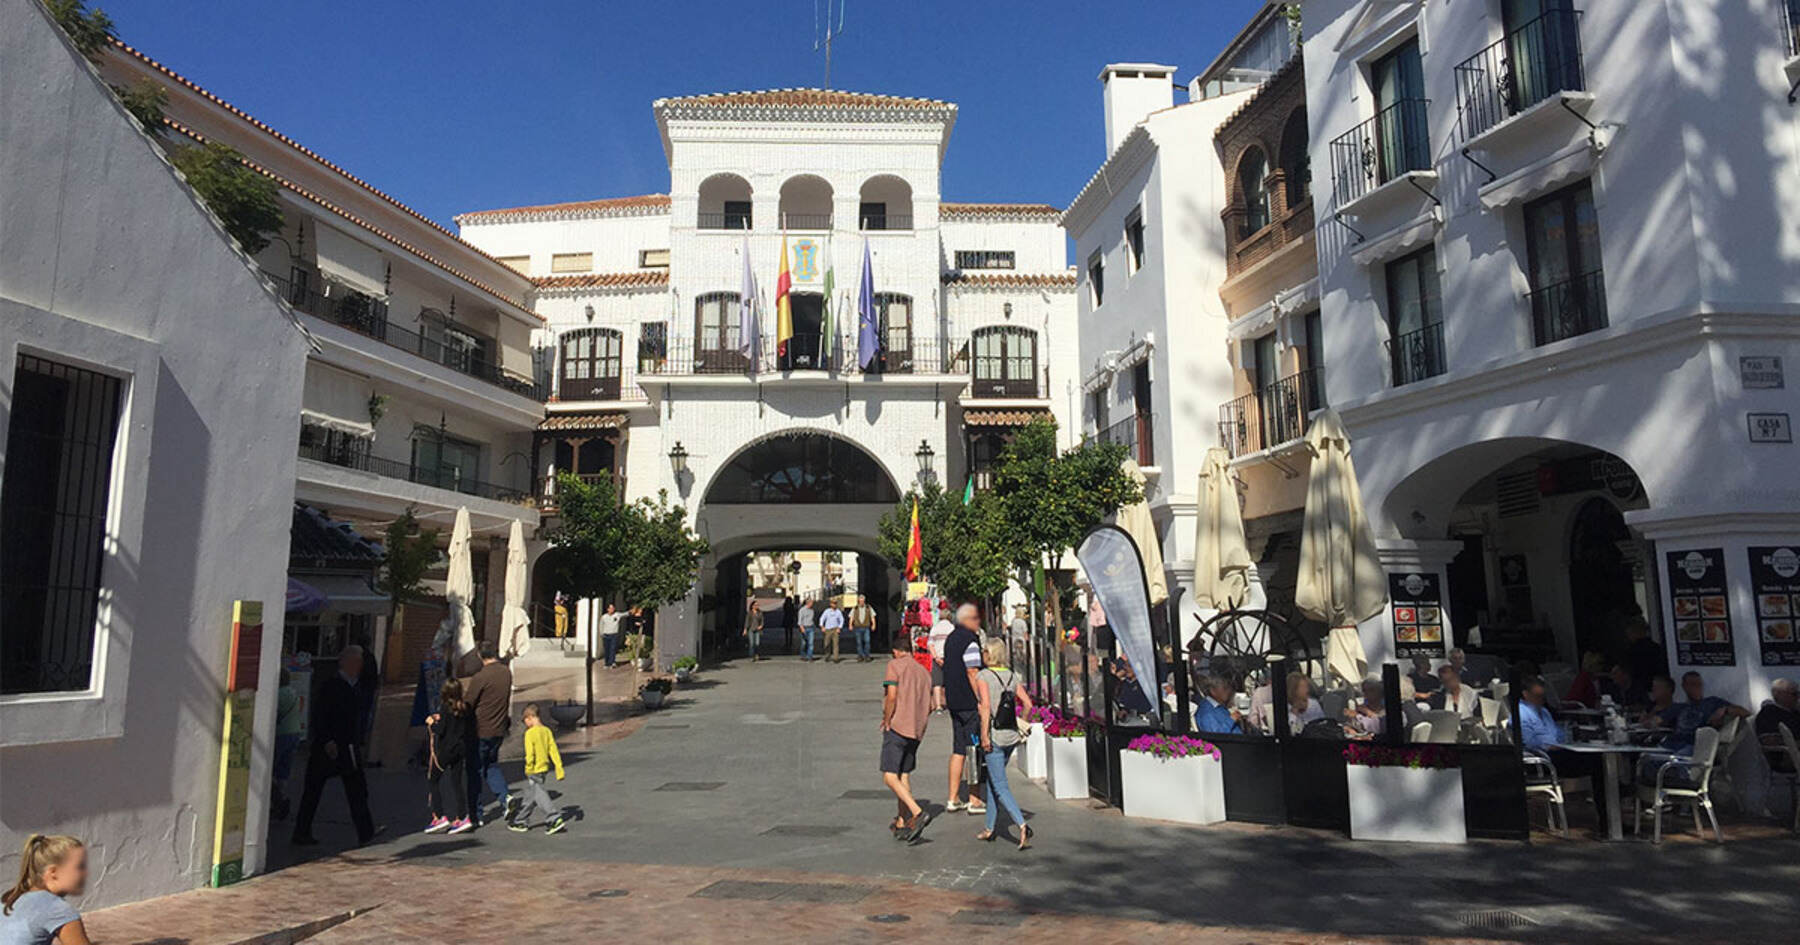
[775,234,793,356]
[211,600,263,887]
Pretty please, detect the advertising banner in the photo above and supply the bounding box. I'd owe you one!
[211,600,263,887]
[1075,525,1160,718]
[1746,546,1800,666]
[1388,571,1445,658]
[1666,549,1735,666]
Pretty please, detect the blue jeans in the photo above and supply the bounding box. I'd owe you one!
[469,735,509,820]
[854,627,871,658]
[982,744,1026,833]
[799,628,815,659]
[602,633,620,667]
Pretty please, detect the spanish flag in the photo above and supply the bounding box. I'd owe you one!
[775,234,793,357]
[904,497,923,580]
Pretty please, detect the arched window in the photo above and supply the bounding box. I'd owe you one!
[858,175,913,231]
[779,175,834,230]
[698,174,753,229]
[1279,108,1310,210]
[971,326,1039,398]
[869,293,913,373]
[705,433,900,504]
[1237,148,1271,238]
[559,328,622,400]
[693,291,745,372]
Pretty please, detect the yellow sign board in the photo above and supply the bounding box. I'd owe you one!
[211,600,262,887]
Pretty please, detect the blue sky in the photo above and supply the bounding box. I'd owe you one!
[107,0,1267,227]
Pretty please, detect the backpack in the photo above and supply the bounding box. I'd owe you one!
[987,669,1019,730]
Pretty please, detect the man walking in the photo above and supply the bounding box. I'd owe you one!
[939,603,988,816]
[881,635,933,842]
[292,645,378,847]
[745,593,765,662]
[819,599,845,663]
[599,602,624,668]
[462,641,514,824]
[798,598,818,661]
[850,595,876,661]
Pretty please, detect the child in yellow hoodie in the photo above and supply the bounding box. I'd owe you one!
[507,704,567,834]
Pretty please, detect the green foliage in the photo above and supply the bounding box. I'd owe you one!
[993,418,1141,564]
[378,507,440,609]
[618,489,711,611]
[168,141,284,255]
[877,482,1014,603]
[672,655,698,672]
[47,0,114,60]
[544,474,709,613]
[113,79,167,139]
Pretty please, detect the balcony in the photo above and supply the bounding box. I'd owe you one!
[779,212,833,231]
[1219,368,1325,459]
[1527,269,1607,346]
[697,211,753,230]
[1387,321,1447,387]
[860,212,913,231]
[274,269,543,400]
[1330,99,1432,207]
[968,370,1048,400]
[1455,11,1586,142]
[641,335,962,378]
[1097,414,1154,467]
[537,471,619,512]
[298,439,528,504]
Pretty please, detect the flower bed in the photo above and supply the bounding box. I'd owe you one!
[1121,734,1225,825]
[1344,743,1466,844]
[1342,743,1459,769]
[1126,733,1221,761]
[1036,708,1088,799]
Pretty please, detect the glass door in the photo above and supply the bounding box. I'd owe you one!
[1503,0,1580,112]
[1371,39,1427,184]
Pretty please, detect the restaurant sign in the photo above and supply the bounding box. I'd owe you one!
[1388,571,1444,659]
[1747,546,1800,666]
[1666,549,1736,666]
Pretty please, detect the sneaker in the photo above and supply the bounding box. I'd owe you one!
[944,800,967,812]
[503,795,521,821]
[422,816,451,834]
[506,821,529,833]
[545,817,567,835]
[447,818,474,835]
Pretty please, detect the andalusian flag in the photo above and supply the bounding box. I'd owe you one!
[962,475,975,505]
[819,237,835,366]
[904,497,923,580]
[775,234,793,357]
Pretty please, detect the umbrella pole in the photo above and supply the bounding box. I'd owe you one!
[585,605,596,726]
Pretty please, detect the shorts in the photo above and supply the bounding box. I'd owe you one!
[931,663,944,687]
[949,708,981,750]
[880,729,920,774]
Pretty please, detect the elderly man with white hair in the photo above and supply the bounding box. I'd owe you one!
[1757,678,1800,774]
[938,602,989,816]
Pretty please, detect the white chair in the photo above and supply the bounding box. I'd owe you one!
[1634,726,1724,843]
[1491,681,1510,703]
[1423,709,1461,744]
[1709,715,1753,810]
[1409,720,1433,743]
[1522,751,1569,836]
[1776,724,1800,833]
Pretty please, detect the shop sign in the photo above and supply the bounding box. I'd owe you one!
[1740,356,1784,389]
[1388,571,1444,658]
[1748,412,1792,443]
[1747,546,1800,666]
[1666,549,1736,666]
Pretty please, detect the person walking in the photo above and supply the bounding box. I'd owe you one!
[798,598,818,661]
[881,636,933,842]
[271,669,301,820]
[1,835,89,945]
[745,594,765,662]
[819,600,846,663]
[850,595,876,662]
[553,593,570,651]
[462,642,514,825]
[598,603,624,669]
[293,645,378,847]
[782,595,799,653]
[940,603,988,816]
[506,704,568,834]
[976,639,1034,849]
[422,679,474,835]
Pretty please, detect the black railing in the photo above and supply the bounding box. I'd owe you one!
[861,213,913,231]
[1527,268,1607,346]
[1218,367,1324,458]
[779,212,833,230]
[642,335,964,377]
[274,270,543,399]
[298,440,529,503]
[538,471,620,510]
[1455,11,1586,141]
[1387,321,1447,386]
[697,211,753,230]
[1330,99,1431,205]
[1097,414,1153,467]
[1787,0,1800,57]
[969,370,1048,399]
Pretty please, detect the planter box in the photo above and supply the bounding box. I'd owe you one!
[1018,723,1048,780]
[1346,765,1467,844]
[1120,750,1226,825]
[1044,735,1088,800]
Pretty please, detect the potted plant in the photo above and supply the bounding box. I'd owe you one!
[1039,708,1089,800]
[1342,743,1466,844]
[1120,734,1226,825]
[640,676,672,709]
[1018,704,1053,780]
[672,655,698,682]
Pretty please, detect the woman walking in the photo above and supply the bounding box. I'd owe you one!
[976,639,1036,850]
[422,679,474,834]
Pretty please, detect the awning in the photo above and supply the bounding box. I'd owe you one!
[314,222,388,298]
[538,412,628,434]
[963,408,1051,427]
[300,363,375,438]
[287,577,327,614]
[296,573,390,616]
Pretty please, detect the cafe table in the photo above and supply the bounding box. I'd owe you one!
[1550,740,1648,840]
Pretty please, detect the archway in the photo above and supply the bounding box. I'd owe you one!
[778,174,834,230]
[698,173,752,229]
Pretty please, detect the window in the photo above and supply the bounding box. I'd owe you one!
[705,433,899,504]
[971,326,1040,398]
[298,423,372,469]
[694,292,746,371]
[418,311,493,374]
[869,293,914,373]
[411,430,482,495]
[1523,179,1605,345]
[639,249,670,268]
[1279,108,1311,209]
[1091,388,1110,436]
[1125,208,1146,273]
[1371,39,1428,185]
[496,256,530,273]
[2,355,124,695]
[1131,362,1154,466]
[859,202,888,231]
[551,252,592,273]
[966,431,1007,491]
[953,250,1015,270]
[722,201,753,230]
[1302,309,1326,409]
[559,328,623,400]
[1087,250,1105,307]
[637,320,668,371]
[1237,149,1271,237]
[1384,247,1446,385]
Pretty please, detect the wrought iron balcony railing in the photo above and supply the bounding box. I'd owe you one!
[298,440,529,503]
[697,211,753,230]
[1096,413,1154,467]
[1455,10,1587,141]
[1329,99,1432,206]
[1218,367,1325,459]
[1386,321,1447,387]
[1527,268,1607,346]
[641,334,964,378]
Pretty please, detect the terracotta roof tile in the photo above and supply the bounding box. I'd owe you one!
[963,408,1053,427]
[531,271,670,290]
[539,412,628,432]
[940,202,1063,219]
[455,194,671,225]
[942,272,1078,289]
[657,88,952,110]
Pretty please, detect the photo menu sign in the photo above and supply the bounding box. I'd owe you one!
[1666,548,1736,666]
[1747,546,1800,666]
[1388,571,1445,658]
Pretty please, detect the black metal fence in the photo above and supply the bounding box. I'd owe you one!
[1528,268,1608,346]
[1787,0,1800,57]
[859,213,914,231]
[642,334,965,377]
[298,440,529,503]
[1387,321,1447,386]
[697,211,752,230]
[1219,367,1324,458]
[1455,10,1586,141]
[1330,99,1431,205]
[778,212,833,230]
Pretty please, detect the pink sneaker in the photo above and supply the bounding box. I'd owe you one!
[447,818,474,835]
[422,816,451,834]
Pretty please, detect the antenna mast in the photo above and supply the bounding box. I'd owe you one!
[814,0,847,89]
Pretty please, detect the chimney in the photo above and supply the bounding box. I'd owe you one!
[1099,63,1178,155]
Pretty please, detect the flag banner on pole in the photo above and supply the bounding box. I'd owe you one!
[776,234,793,359]
[904,497,923,580]
[962,475,974,505]
[1074,525,1161,718]
[739,237,760,364]
[820,237,835,368]
[857,238,879,369]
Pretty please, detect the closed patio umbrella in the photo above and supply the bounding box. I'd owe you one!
[1192,447,1252,611]
[502,519,531,659]
[432,507,478,662]
[1294,410,1383,686]
[1113,459,1168,605]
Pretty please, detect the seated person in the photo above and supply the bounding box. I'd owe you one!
[1428,664,1480,719]
[1756,677,1800,773]
[1605,663,1648,711]
[1286,672,1326,733]
[1345,678,1387,737]
[1109,657,1154,720]
[1564,651,1608,708]
[1448,647,1481,685]
[1639,674,1676,724]
[1517,675,1560,750]
[1650,671,1751,756]
[1406,654,1440,699]
[1193,674,1245,735]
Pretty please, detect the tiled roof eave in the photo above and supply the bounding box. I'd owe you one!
[455,195,672,227]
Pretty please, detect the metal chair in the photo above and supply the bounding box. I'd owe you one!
[1634,726,1724,843]
[1709,715,1752,810]
[1423,709,1461,744]
[1776,723,1800,833]
[1523,750,1569,836]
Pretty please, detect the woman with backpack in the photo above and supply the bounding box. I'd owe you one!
[976,638,1035,850]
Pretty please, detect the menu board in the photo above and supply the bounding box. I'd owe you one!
[1388,571,1445,658]
[1666,548,1736,666]
[1747,546,1800,666]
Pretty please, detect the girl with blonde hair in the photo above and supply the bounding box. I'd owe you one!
[1,834,90,944]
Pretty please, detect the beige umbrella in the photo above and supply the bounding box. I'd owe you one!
[501,519,531,659]
[1114,459,1168,604]
[1294,410,1384,685]
[1193,447,1252,611]
[432,507,478,662]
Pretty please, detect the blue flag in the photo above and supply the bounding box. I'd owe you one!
[857,238,879,370]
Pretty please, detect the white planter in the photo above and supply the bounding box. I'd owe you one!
[1044,735,1088,800]
[1018,723,1048,780]
[1120,750,1225,825]
[1345,765,1467,844]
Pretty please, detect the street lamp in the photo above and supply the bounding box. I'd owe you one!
[914,439,935,476]
[668,441,689,475]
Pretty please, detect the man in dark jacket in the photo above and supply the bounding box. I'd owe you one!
[462,641,514,824]
[292,645,378,846]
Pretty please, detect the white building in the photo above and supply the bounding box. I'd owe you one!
[455,89,1079,657]
[1300,0,1800,705]
[1,0,308,905]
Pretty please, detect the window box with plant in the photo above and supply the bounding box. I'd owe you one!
[1037,708,1090,800]
[1120,734,1226,825]
[1342,743,1466,844]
